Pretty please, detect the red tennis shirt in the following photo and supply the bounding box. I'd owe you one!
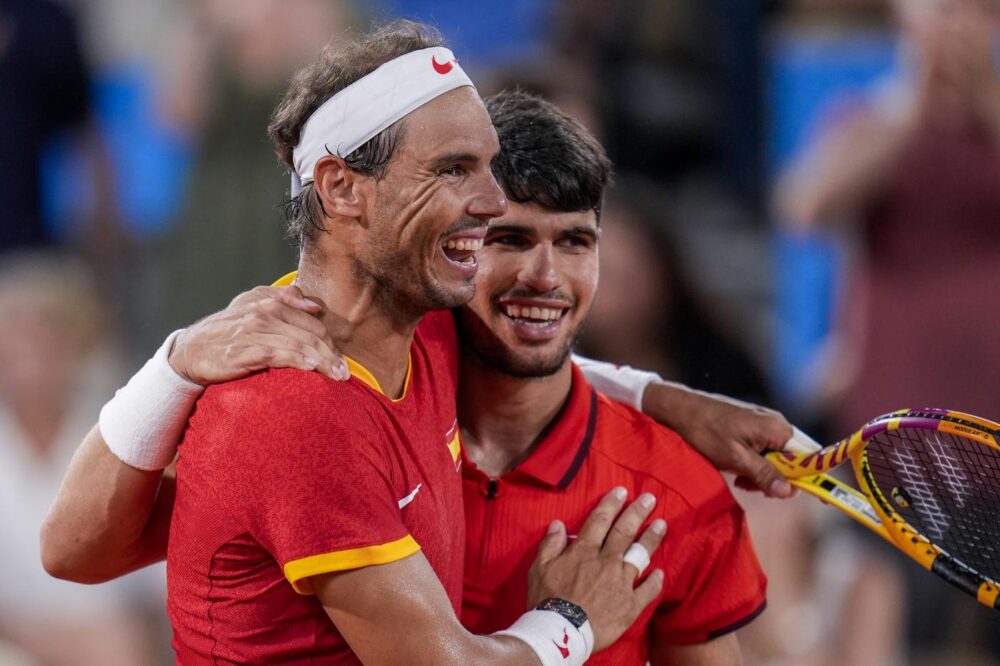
[167,310,464,665]
[461,364,767,663]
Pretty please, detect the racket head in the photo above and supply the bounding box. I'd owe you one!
[853,409,1000,609]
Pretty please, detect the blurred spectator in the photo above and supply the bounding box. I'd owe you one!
[577,179,772,405]
[0,0,116,255]
[734,489,904,666]
[777,0,1000,660]
[551,0,774,215]
[154,0,352,338]
[0,251,164,665]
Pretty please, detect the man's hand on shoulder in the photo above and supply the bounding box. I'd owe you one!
[642,383,796,499]
[169,285,350,385]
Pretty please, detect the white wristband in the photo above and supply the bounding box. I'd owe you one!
[99,330,204,470]
[493,609,594,666]
[573,354,662,411]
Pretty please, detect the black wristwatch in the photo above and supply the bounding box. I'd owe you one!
[535,597,588,628]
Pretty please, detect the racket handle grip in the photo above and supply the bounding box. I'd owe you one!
[783,426,822,454]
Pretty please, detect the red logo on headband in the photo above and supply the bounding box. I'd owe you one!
[432,54,454,75]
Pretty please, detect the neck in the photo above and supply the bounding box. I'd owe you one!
[295,249,422,399]
[458,352,573,477]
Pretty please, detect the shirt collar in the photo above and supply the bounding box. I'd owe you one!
[514,363,598,489]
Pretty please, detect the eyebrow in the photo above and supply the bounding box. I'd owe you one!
[487,224,599,240]
[561,226,599,241]
[486,224,533,235]
[428,152,480,169]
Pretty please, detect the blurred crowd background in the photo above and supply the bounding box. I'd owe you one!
[1,0,998,664]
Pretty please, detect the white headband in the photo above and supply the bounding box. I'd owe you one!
[290,46,473,195]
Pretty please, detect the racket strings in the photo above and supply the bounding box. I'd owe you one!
[867,428,1000,582]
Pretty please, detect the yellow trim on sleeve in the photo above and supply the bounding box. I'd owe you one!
[283,535,421,595]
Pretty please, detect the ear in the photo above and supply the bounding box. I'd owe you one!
[313,155,369,219]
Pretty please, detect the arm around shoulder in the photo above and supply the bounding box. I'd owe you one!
[41,424,175,583]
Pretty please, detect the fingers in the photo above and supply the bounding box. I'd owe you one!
[251,308,348,379]
[621,518,666,578]
[729,444,794,499]
[601,493,657,557]
[234,332,347,380]
[735,475,798,497]
[635,519,666,565]
[232,285,320,314]
[226,285,349,380]
[534,520,568,567]
[575,487,627,547]
[252,294,334,348]
[744,409,794,454]
[270,285,322,314]
[632,569,665,610]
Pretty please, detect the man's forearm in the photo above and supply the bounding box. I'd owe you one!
[41,425,174,582]
[642,381,716,432]
[577,356,796,496]
[315,555,562,666]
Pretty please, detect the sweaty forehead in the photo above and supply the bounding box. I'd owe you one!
[400,87,498,159]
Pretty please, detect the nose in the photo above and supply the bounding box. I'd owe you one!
[468,170,508,221]
[520,243,560,293]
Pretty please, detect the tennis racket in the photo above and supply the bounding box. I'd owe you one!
[768,408,1000,610]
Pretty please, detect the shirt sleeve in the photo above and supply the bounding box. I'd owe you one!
[206,370,419,595]
[652,494,767,644]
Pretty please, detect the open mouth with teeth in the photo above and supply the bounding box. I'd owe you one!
[500,303,569,327]
[441,237,483,266]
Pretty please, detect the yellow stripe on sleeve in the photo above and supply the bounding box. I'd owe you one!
[283,535,421,595]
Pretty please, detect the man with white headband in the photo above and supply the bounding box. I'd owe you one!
[43,22,668,666]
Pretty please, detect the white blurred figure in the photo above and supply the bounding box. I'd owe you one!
[0,252,161,666]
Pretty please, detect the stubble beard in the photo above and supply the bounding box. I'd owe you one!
[454,306,584,379]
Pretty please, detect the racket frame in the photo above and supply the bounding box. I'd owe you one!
[768,409,1000,610]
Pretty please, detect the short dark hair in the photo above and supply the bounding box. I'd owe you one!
[485,90,612,221]
[268,20,445,248]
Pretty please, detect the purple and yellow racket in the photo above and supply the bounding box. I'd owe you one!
[768,409,1000,610]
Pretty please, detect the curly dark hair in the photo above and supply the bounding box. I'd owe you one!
[485,89,612,221]
[268,20,445,247]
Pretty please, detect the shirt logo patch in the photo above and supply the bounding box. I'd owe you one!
[397,483,422,509]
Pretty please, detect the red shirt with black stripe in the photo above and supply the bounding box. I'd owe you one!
[167,310,464,665]
[461,364,767,663]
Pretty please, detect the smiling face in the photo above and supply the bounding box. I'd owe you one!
[356,87,507,313]
[454,201,600,377]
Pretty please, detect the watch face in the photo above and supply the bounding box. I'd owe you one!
[536,598,588,628]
